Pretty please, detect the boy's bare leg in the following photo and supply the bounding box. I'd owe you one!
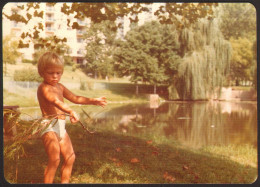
[59,132,75,183]
[42,132,61,183]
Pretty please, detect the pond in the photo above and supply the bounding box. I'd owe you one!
[19,101,257,149]
[5,101,258,183]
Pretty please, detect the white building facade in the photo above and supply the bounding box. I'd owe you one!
[3,2,163,64]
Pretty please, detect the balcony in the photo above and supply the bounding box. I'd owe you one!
[46,5,55,12]
[76,29,84,35]
[45,16,55,22]
[77,37,84,43]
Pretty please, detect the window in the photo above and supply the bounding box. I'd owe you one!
[12,21,19,28]
[77,29,83,35]
[46,13,54,21]
[77,49,84,55]
[46,4,54,11]
[77,58,83,64]
[46,23,53,31]
[77,38,84,43]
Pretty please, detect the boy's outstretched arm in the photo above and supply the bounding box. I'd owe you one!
[62,84,107,107]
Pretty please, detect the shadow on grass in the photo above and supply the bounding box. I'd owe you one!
[4,127,257,184]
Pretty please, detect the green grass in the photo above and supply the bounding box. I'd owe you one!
[3,63,150,107]
[3,88,39,107]
[3,87,148,108]
[4,122,257,184]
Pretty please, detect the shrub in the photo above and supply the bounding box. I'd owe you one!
[72,64,80,72]
[22,59,35,64]
[14,68,42,82]
[80,80,86,90]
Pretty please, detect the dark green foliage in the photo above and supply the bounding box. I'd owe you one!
[174,19,232,100]
[219,3,256,40]
[114,21,180,85]
[32,36,72,65]
[14,68,42,82]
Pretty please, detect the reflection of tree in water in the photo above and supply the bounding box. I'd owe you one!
[76,102,256,148]
[162,102,257,148]
[161,102,224,148]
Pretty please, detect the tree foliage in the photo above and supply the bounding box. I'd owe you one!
[83,20,117,79]
[3,3,218,48]
[3,34,21,64]
[31,36,72,65]
[219,3,256,40]
[174,18,231,100]
[229,37,254,85]
[219,3,256,87]
[114,21,180,85]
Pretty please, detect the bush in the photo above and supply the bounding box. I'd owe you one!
[80,80,86,90]
[72,64,80,72]
[22,59,36,64]
[14,68,42,82]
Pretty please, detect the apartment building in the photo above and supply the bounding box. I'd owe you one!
[3,2,163,64]
[3,2,89,64]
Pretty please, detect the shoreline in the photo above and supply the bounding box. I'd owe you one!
[17,99,257,110]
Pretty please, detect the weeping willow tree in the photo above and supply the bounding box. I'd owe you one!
[172,18,232,100]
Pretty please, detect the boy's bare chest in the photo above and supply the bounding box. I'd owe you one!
[51,86,64,99]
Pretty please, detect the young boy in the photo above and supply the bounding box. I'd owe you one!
[37,52,107,183]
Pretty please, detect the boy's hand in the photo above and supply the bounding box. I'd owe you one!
[94,96,107,108]
[70,111,79,124]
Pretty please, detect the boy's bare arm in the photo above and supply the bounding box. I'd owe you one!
[62,84,107,107]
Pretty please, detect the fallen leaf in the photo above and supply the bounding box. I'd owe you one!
[115,147,121,152]
[115,162,122,167]
[130,158,140,163]
[163,172,176,182]
[152,151,159,156]
[109,157,118,162]
[152,146,159,151]
[183,165,189,170]
[146,140,153,144]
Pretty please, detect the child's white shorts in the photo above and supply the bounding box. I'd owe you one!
[41,119,66,139]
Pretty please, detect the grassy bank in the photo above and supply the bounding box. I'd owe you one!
[3,87,149,108]
[3,63,150,107]
[4,122,257,184]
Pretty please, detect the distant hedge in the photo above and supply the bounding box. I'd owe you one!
[103,82,169,98]
[14,68,42,82]
[22,59,36,64]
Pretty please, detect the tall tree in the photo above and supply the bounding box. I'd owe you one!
[114,21,180,92]
[83,20,117,79]
[219,3,256,87]
[3,34,21,64]
[3,34,22,76]
[174,18,232,100]
[229,37,254,86]
[219,3,256,40]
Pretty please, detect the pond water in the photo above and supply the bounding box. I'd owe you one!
[20,101,257,149]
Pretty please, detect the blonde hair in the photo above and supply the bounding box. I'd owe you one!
[37,52,64,76]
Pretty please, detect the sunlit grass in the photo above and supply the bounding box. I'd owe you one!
[3,87,148,108]
[3,88,38,107]
[201,144,257,168]
[4,121,257,184]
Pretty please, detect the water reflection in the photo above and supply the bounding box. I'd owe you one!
[20,101,257,149]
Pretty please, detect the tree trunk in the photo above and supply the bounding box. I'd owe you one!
[154,84,157,94]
